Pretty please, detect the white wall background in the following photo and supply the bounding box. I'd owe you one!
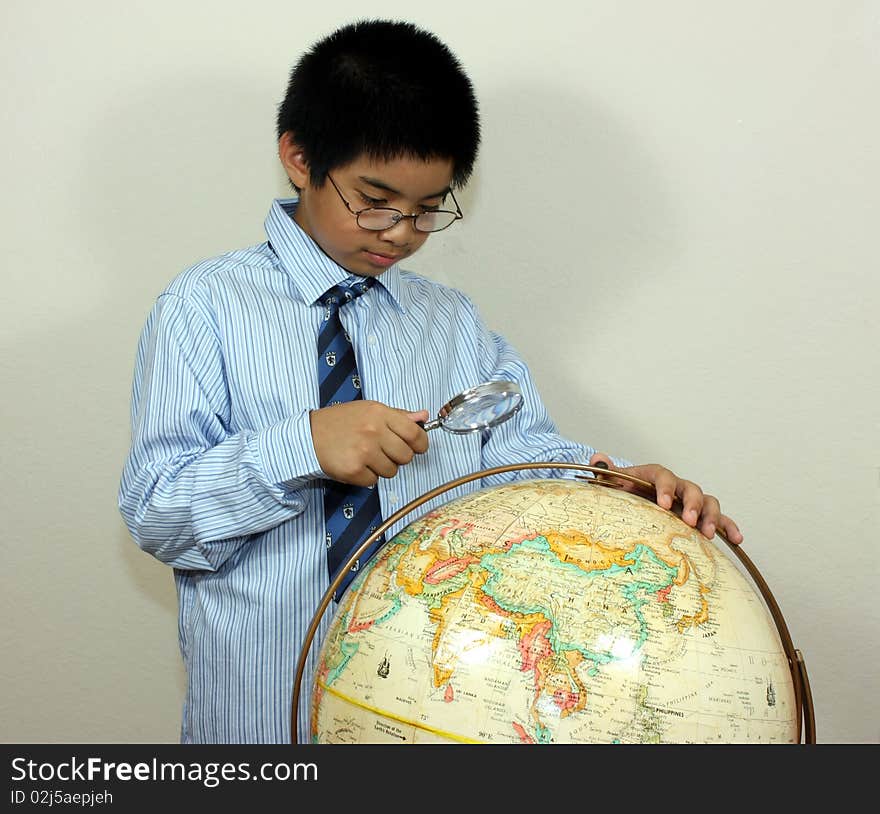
[1,0,877,744]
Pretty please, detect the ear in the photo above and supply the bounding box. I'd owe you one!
[278,132,310,188]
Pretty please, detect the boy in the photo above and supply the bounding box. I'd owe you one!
[118,19,742,744]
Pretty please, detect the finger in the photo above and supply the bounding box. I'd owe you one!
[346,466,380,488]
[674,478,705,527]
[717,514,744,545]
[588,452,613,482]
[589,452,613,470]
[379,431,417,467]
[694,494,722,539]
[365,451,400,480]
[408,410,430,432]
[390,412,430,454]
[646,466,679,512]
[410,429,429,454]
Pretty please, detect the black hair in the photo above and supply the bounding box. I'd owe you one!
[276,19,480,188]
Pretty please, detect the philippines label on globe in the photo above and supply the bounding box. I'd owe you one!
[310,477,798,743]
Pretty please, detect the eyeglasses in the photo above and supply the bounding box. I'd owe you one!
[326,174,463,233]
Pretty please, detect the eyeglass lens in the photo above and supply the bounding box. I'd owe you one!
[356,209,458,233]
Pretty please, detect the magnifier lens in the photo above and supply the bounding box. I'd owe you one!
[443,391,522,432]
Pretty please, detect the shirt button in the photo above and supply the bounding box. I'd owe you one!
[388,493,398,505]
[367,334,377,346]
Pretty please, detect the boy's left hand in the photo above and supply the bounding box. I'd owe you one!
[589,453,744,545]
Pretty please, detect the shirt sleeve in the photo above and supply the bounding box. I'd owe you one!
[466,300,633,483]
[117,292,323,571]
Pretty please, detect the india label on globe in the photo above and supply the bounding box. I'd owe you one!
[311,477,798,743]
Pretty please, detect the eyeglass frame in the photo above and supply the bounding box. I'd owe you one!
[325,173,463,233]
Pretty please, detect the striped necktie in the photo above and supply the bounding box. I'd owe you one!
[318,279,384,601]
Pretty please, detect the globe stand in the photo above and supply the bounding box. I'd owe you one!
[291,462,815,744]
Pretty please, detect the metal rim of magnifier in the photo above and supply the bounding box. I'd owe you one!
[423,380,524,433]
[290,461,815,744]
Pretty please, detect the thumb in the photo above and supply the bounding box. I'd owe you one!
[589,452,614,470]
[407,409,430,423]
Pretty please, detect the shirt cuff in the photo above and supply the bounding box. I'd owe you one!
[256,410,324,492]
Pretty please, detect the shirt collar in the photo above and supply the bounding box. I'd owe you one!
[264,198,408,312]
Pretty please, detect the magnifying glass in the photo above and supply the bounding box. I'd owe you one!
[420,380,524,434]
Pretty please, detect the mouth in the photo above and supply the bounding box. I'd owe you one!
[363,250,402,267]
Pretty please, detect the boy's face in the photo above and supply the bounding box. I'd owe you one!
[279,134,455,277]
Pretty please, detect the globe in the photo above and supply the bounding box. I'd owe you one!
[308,475,803,744]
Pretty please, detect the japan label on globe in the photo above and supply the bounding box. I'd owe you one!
[310,478,798,743]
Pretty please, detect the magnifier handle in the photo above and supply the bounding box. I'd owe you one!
[419,418,442,432]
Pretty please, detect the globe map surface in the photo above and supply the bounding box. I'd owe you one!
[310,477,798,743]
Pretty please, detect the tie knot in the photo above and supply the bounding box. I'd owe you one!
[321,278,375,310]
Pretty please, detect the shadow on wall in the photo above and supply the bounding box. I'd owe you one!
[447,82,684,454]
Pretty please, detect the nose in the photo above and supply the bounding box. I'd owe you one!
[377,216,419,244]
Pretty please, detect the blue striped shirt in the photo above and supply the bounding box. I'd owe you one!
[118,198,627,743]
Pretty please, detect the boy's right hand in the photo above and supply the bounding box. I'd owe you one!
[310,401,430,487]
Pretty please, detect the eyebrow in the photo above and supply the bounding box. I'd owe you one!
[358,175,450,200]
